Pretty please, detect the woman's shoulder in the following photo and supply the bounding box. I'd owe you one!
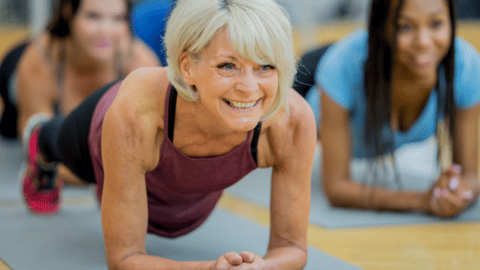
[316,29,368,109]
[322,29,368,65]
[17,33,55,79]
[452,37,480,108]
[259,89,317,167]
[454,37,480,70]
[336,29,368,48]
[117,66,169,104]
[112,67,170,127]
[123,38,161,73]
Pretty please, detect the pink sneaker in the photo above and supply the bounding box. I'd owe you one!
[21,126,62,215]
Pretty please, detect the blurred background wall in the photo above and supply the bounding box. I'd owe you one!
[0,0,479,61]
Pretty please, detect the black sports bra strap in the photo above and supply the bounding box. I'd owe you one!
[168,86,178,142]
[251,122,262,165]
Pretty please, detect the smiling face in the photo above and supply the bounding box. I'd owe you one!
[180,27,278,132]
[395,0,452,78]
[69,0,128,61]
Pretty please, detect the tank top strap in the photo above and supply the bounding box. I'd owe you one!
[163,84,175,141]
[250,121,262,164]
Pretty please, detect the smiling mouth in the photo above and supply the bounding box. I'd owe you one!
[224,99,260,110]
[410,54,435,66]
[97,41,112,48]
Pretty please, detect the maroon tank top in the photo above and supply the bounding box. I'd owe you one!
[89,82,260,238]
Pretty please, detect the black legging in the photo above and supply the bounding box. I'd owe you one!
[0,40,31,139]
[38,79,122,183]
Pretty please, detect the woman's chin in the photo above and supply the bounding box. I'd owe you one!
[223,117,260,132]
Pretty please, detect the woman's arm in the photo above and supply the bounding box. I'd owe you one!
[320,89,432,212]
[100,69,241,270]
[16,40,57,137]
[260,90,316,269]
[453,103,480,196]
[430,103,480,217]
[101,71,160,269]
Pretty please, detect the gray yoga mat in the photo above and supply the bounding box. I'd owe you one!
[226,136,480,228]
[0,139,361,270]
[0,200,361,270]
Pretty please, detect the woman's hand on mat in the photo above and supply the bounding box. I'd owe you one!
[211,251,268,270]
[233,251,269,269]
[212,252,243,269]
[428,165,475,217]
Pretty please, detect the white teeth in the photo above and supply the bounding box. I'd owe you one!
[228,100,257,109]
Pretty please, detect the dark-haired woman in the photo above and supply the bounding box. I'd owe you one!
[12,0,159,184]
[310,0,480,217]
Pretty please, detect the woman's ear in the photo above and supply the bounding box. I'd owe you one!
[179,51,195,85]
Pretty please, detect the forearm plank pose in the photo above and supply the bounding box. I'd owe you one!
[20,0,317,269]
[316,0,480,217]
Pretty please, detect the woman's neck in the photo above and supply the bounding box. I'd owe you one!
[391,63,439,132]
[393,63,438,90]
[63,38,114,74]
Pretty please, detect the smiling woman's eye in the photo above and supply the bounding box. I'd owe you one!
[398,23,412,32]
[261,65,276,71]
[217,63,235,70]
[431,20,443,29]
[86,12,101,20]
[114,14,128,22]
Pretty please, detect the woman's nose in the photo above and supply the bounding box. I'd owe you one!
[235,68,259,93]
[415,28,433,49]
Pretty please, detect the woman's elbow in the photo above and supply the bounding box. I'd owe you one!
[322,179,348,207]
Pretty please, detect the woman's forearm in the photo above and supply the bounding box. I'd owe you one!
[325,179,429,213]
[113,254,214,270]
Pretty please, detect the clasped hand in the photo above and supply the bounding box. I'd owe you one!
[212,251,270,270]
[427,164,479,217]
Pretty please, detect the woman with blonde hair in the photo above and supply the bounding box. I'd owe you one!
[21,0,316,269]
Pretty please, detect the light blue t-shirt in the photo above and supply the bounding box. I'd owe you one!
[308,30,480,158]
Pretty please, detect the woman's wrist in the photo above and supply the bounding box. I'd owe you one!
[415,191,433,214]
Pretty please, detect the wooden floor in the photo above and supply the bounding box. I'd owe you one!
[2,22,480,270]
[0,258,12,270]
[220,194,480,270]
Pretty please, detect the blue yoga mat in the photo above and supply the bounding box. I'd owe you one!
[226,137,480,228]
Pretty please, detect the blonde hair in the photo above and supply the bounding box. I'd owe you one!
[164,0,296,120]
